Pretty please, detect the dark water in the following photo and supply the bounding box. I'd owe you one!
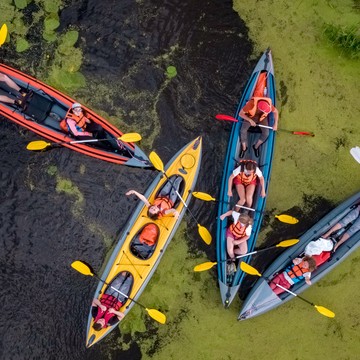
[0,1,253,359]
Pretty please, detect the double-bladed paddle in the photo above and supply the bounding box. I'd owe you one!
[193,239,299,272]
[216,114,315,137]
[240,262,335,318]
[149,151,212,245]
[26,132,142,151]
[0,24,8,47]
[71,260,166,324]
[192,191,299,224]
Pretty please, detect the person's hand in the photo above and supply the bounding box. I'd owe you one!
[249,120,256,127]
[305,278,311,285]
[227,190,233,197]
[100,305,107,312]
[292,258,301,265]
[126,190,134,196]
[219,214,226,221]
[173,211,179,220]
[261,189,266,198]
[273,123,278,131]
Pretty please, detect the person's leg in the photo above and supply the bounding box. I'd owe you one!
[254,117,269,149]
[235,184,246,206]
[245,184,256,208]
[234,240,248,255]
[226,236,235,258]
[0,73,21,93]
[240,122,251,153]
[0,94,15,104]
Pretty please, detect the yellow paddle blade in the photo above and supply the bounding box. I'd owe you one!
[315,305,335,318]
[194,261,217,272]
[240,262,262,277]
[149,151,165,172]
[192,192,216,202]
[118,132,142,143]
[198,224,212,245]
[276,239,300,247]
[71,261,94,276]
[0,23,8,47]
[26,140,51,151]
[275,214,299,224]
[146,308,167,324]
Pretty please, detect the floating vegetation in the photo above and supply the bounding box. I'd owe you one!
[14,0,27,10]
[323,23,360,59]
[16,37,29,52]
[166,65,177,78]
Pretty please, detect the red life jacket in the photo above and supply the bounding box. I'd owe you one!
[93,294,123,328]
[153,196,174,217]
[234,160,258,185]
[229,221,247,238]
[139,224,159,246]
[246,96,272,122]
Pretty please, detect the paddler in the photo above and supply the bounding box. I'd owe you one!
[126,176,183,220]
[239,96,278,158]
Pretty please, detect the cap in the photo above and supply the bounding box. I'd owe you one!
[72,102,82,109]
[257,100,271,114]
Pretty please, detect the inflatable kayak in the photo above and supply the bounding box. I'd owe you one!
[216,49,277,307]
[86,137,202,347]
[0,64,150,167]
[239,191,360,320]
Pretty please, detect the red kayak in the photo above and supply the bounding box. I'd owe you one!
[0,64,151,167]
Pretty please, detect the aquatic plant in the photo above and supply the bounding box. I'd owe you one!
[166,65,177,78]
[323,23,360,59]
[14,0,27,10]
[16,37,29,52]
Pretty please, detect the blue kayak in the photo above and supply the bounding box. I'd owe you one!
[216,49,277,307]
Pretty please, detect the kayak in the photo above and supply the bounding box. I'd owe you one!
[238,191,360,320]
[216,49,277,307]
[86,137,202,347]
[0,64,150,167]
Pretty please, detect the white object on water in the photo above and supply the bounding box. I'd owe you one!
[350,147,360,164]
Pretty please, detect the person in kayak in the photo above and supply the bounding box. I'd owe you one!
[227,160,266,208]
[0,73,33,108]
[269,255,317,295]
[239,96,278,158]
[322,204,360,252]
[91,271,132,331]
[219,211,253,271]
[126,176,182,220]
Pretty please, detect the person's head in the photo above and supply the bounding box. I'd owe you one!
[257,100,271,114]
[244,161,256,175]
[236,213,253,226]
[92,318,105,331]
[147,205,160,219]
[302,255,317,272]
[71,102,83,115]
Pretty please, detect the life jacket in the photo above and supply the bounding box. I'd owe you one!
[246,96,272,122]
[229,221,247,238]
[286,261,309,284]
[234,160,258,185]
[93,294,123,328]
[153,196,174,217]
[59,109,88,133]
[139,224,159,246]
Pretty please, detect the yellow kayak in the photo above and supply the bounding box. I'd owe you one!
[86,137,202,347]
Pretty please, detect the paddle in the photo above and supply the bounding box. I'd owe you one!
[216,114,315,137]
[71,260,166,324]
[193,239,299,272]
[0,24,8,47]
[26,132,142,151]
[192,191,299,224]
[350,146,360,164]
[149,151,212,245]
[240,262,335,318]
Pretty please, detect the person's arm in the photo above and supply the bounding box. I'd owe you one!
[164,208,179,219]
[227,174,235,197]
[272,106,279,131]
[239,107,256,127]
[233,235,249,245]
[67,118,92,137]
[258,175,266,197]
[108,307,125,321]
[220,210,232,221]
[304,273,312,285]
[92,298,106,312]
[125,190,151,207]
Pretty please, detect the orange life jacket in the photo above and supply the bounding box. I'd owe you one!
[59,109,88,132]
[153,196,174,217]
[93,294,122,328]
[139,224,159,246]
[286,261,309,279]
[229,221,247,238]
[246,96,272,122]
[234,160,258,185]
